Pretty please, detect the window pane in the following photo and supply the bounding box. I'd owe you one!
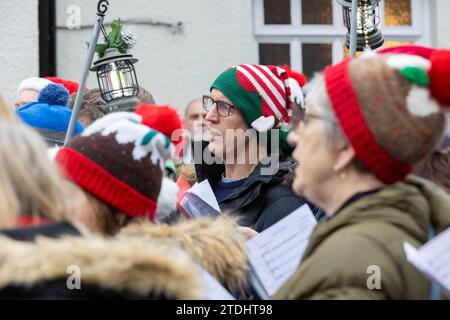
[301,0,333,25]
[343,46,365,59]
[259,43,291,66]
[264,0,291,25]
[302,43,332,78]
[384,0,412,26]
[383,41,415,48]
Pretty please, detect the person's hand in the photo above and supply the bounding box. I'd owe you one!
[237,226,259,240]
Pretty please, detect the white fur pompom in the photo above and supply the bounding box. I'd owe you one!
[155,177,179,221]
[406,86,440,117]
[251,115,275,133]
[387,54,431,71]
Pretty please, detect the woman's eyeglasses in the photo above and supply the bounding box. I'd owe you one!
[202,95,237,117]
[290,104,337,130]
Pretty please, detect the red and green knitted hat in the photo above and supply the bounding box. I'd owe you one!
[55,112,173,221]
[324,46,450,184]
[211,64,306,149]
[135,103,183,147]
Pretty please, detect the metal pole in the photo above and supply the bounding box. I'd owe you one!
[64,0,109,146]
[350,0,359,57]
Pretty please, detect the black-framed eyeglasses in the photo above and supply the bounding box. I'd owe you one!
[202,95,237,117]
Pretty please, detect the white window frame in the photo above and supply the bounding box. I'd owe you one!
[254,0,431,73]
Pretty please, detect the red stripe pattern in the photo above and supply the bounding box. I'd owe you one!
[237,64,289,122]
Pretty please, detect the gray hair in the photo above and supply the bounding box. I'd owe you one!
[306,73,370,173]
[306,73,347,148]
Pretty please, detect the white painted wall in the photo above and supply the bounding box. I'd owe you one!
[2,0,449,109]
[435,0,450,47]
[0,0,39,102]
[56,0,257,112]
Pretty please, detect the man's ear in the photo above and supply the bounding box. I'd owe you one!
[334,144,356,171]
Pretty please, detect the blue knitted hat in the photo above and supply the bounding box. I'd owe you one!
[16,84,84,145]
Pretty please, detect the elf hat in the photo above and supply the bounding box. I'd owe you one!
[55,112,173,221]
[211,65,306,148]
[323,46,450,184]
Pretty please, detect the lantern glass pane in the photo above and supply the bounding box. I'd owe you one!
[302,43,332,79]
[117,60,138,97]
[264,0,291,25]
[259,43,290,66]
[301,0,333,25]
[384,0,412,26]
[356,5,379,33]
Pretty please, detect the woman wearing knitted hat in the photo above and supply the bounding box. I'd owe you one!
[274,46,450,299]
[0,112,250,299]
[198,65,324,232]
[0,112,171,238]
[54,111,175,235]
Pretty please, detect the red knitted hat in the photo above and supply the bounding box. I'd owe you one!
[55,112,173,221]
[324,46,450,184]
[135,104,183,146]
[211,65,307,132]
[46,77,80,95]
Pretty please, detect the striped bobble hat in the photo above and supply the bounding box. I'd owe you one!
[211,64,307,149]
[55,112,173,221]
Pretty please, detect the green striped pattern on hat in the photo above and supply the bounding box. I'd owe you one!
[210,67,263,128]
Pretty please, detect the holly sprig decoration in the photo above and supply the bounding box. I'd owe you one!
[87,19,137,58]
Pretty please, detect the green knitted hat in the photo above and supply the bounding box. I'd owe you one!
[211,64,307,150]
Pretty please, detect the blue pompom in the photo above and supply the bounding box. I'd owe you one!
[38,83,69,106]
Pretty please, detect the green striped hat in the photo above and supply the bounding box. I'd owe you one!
[211,64,307,149]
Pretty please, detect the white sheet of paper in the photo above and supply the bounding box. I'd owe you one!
[188,180,221,212]
[404,227,450,296]
[246,204,317,296]
[198,267,235,300]
[180,180,221,218]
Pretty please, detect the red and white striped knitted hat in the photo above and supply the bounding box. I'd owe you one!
[211,64,306,148]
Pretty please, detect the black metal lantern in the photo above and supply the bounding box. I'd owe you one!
[338,0,384,51]
[90,47,140,113]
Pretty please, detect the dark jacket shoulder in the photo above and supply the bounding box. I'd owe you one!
[195,147,322,231]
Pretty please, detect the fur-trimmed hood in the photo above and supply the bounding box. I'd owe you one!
[120,215,249,294]
[0,235,202,299]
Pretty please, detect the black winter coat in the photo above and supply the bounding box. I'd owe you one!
[195,148,324,232]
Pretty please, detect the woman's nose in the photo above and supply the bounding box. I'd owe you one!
[287,130,298,146]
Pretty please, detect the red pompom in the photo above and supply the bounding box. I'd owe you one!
[429,49,450,108]
[135,104,183,145]
[279,65,307,87]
